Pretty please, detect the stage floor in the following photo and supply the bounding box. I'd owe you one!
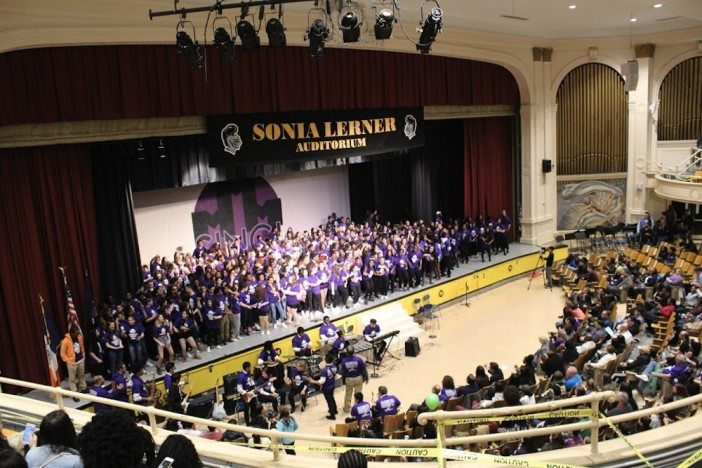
[23,243,541,409]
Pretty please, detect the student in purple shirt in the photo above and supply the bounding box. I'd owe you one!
[103,320,124,378]
[374,386,401,417]
[89,375,115,413]
[347,263,362,308]
[329,266,349,313]
[283,275,302,325]
[348,392,373,425]
[292,327,312,357]
[174,308,201,361]
[439,375,457,402]
[332,329,349,361]
[129,367,152,423]
[308,353,338,420]
[288,361,309,413]
[319,316,338,346]
[125,314,147,371]
[339,347,369,413]
[202,299,223,350]
[111,363,129,402]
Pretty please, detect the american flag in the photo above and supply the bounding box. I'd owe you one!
[60,267,80,331]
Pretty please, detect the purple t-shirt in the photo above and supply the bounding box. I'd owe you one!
[340,355,366,378]
[351,401,373,421]
[376,394,401,416]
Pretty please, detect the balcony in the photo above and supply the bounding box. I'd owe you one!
[648,145,702,204]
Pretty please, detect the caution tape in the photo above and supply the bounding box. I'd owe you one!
[599,413,653,468]
[445,409,597,425]
[222,437,587,466]
[678,446,702,468]
[443,448,584,467]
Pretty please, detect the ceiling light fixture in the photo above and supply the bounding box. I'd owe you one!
[569,4,576,10]
[340,11,362,43]
[653,3,663,8]
[630,17,637,22]
[236,5,261,50]
[416,3,443,54]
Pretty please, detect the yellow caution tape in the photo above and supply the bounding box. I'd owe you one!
[445,409,596,425]
[678,446,702,468]
[599,413,653,468]
[442,448,585,467]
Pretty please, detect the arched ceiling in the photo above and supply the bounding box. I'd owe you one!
[1,0,702,55]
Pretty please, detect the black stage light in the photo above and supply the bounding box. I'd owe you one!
[214,27,236,63]
[266,18,287,48]
[416,7,442,54]
[306,18,330,58]
[175,30,204,69]
[374,8,394,40]
[340,11,361,43]
[236,19,260,50]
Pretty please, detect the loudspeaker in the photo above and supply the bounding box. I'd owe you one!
[405,337,421,357]
[223,372,240,415]
[186,390,215,419]
[621,60,639,92]
[542,159,552,173]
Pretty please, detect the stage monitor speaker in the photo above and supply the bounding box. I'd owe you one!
[405,337,420,357]
[621,60,639,92]
[542,159,552,173]
[186,390,215,419]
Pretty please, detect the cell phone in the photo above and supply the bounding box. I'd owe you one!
[22,423,36,445]
[157,457,174,468]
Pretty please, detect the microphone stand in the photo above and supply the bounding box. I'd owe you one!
[463,282,471,307]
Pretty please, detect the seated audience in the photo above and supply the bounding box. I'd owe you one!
[25,409,82,468]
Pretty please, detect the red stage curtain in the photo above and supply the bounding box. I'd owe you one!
[0,145,99,385]
[463,117,514,228]
[0,45,520,125]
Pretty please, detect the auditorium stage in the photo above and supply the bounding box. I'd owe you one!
[24,243,567,410]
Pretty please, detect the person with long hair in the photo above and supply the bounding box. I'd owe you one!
[174,309,201,361]
[255,285,271,335]
[152,314,174,374]
[283,275,302,325]
[25,409,82,467]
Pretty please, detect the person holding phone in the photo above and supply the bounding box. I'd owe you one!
[25,409,83,467]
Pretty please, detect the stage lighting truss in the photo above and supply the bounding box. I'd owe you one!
[175,20,204,70]
[264,4,287,48]
[415,0,442,54]
[338,1,363,43]
[305,5,332,58]
[151,0,446,64]
[370,0,398,40]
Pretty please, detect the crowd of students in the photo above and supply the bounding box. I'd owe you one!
[82,210,512,380]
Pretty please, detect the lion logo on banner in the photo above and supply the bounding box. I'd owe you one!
[404,114,417,140]
[221,123,243,156]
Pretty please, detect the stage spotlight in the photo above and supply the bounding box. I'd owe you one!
[266,18,287,48]
[340,11,361,43]
[416,7,442,54]
[214,27,236,63]
[236,19,260,50]
[175,30,204,69]
[306,18,330,58]
[374,8,395,40]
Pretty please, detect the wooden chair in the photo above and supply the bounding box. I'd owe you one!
[382,412,406,439]
[404,410,418,430]
[330,421,359,438]
[573,347,597,373]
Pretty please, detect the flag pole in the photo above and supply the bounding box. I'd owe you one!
[39,294,61,387]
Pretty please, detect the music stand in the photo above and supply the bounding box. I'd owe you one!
[574,230,587,253]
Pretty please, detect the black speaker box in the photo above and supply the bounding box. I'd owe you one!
[542,159,552,173]
[186,390,215,419]
[223,372,240,415]
[405,337,420,357]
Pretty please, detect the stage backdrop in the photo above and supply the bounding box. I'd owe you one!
[133,166,350,264]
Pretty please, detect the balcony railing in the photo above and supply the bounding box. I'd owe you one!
[1,376,701,466]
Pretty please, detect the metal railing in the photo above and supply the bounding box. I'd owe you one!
[1,376,701,466]
[656,146,702,182]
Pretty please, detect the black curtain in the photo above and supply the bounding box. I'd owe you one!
[348,154,412,223]
[91,147,142,298]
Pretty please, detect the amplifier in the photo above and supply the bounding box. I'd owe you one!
[405,337,420,357]
[186,390,215,419]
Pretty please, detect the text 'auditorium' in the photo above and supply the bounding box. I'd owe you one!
[0,1,701,467]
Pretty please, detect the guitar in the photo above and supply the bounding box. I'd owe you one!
[212,378,227,420]
[181,388,193,413]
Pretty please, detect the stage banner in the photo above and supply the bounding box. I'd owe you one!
[207,107,424,166]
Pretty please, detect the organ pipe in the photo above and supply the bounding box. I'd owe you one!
[658,57,702,141]
[556,63,628,175]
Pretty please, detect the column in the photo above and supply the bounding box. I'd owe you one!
[626,44,655,222]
